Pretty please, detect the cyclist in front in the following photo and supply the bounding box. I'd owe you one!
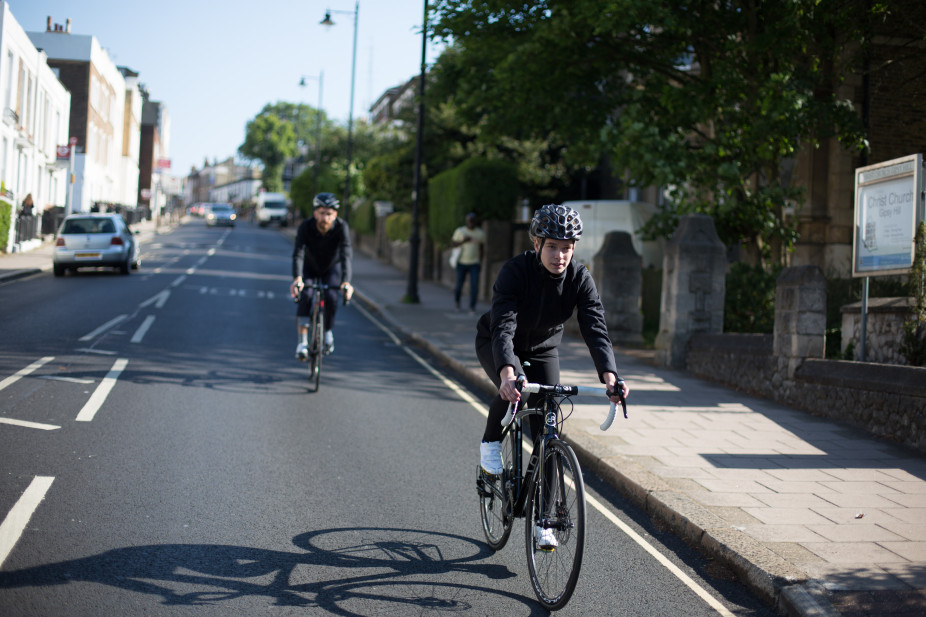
[475,204,630,549]
[290,192,354,359]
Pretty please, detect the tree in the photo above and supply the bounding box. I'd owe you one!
[239,106,299,192]
[428,0,895,264]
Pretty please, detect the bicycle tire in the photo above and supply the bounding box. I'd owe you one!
[308,302,323,391]
[525,439,586,610]
[478,428,517,550]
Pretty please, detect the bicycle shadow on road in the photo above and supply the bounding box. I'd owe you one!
[0,527,545,615]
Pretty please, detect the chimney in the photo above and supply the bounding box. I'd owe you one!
[66,19,71,33]
[46,16,52,32]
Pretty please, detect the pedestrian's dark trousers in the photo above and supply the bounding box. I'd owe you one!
[475,337,560,443]
[454,263,481,310]
[297,268,342,330]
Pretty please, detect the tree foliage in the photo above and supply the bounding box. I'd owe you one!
[238,105,299,192]
[428,0,883,264]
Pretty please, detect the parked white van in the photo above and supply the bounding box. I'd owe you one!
[564,200,664,272]
[256,192,289,227]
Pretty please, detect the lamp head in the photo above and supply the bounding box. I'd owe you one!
[320,11,334,26]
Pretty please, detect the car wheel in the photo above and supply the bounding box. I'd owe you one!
[53,264,65,277]
[119,257,131,275]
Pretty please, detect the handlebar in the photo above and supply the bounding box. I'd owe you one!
[292,281,351,305]
[501,377,627,431]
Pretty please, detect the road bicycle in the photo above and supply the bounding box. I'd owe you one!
[476,374,626,610]
[294,281,347,392]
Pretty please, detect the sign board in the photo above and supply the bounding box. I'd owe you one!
[69,136,77,146]
[140,188,152,199]
[157,158,171,169]
[852,153,925,277]
[56,145,70,160]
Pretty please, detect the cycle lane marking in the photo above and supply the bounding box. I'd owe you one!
[353,299,736,617]
[131,316,156,343]
[0,356,54,392]
[78,315,128,341]
[0,476,55,569]
[76,358,128,422]
[0,418,60,430]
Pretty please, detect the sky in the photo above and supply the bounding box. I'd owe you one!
[11,0,442,177]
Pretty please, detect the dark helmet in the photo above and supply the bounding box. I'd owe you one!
[529,204,583,241]
[313,192,340,210]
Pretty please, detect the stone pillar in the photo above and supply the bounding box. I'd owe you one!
[655,214,727,369]
[593,231,643,344]
[774,265,826,378]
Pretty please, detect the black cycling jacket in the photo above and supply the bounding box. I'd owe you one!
[476,250,618,383]
[292,217,353,284]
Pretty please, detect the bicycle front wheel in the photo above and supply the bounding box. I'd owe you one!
[525,439,586,610]
[478,428,517,550]
[308,306,324,391]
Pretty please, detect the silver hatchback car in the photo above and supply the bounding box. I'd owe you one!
[53,213,141,276]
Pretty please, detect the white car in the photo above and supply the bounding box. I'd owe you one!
[53,213,140,276]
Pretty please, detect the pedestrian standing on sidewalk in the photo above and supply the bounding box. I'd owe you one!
[450,212,485,314]
[475,205,630,541]
[289,192,354,359]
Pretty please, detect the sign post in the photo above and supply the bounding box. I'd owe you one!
[852,153,925,360]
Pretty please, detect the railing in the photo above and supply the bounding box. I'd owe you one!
[14,214,39,244]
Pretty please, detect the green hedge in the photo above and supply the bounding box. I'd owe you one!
[0,199,11,252]
[428,158,518,248]
[351,199,376,235]
[724,262,782,333]
[385,211,412,242]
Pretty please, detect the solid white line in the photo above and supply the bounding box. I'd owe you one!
[76,358,128,422]
[79,314,127,341]
[0,418,60,430]
[0,476,55,568]
[0,356,54,392]
[131,316,156,343]
[353,295,734,617]
[40,375,94,384]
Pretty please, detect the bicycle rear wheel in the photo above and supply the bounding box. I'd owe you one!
[308,304,323,391]
[525,439,586,610]
[478,428,517,550]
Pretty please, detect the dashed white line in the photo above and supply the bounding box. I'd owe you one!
[76,358,128,422]
[79,314,127,341]
[0,476,55,568]
[171,275,186,288]
[131,316,156,343]
[0,357,54,392]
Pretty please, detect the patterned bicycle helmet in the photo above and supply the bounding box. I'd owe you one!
[529,204,583,241]
[313,192,340,210]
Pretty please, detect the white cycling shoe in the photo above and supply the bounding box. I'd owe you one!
[535,526,558,551]
[480,441,503,475]
[323,330,334,355]
[295,342,308,361]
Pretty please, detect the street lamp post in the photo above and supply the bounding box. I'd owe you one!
[320,3,358,224]
[299,72,324,197]
[405,0,428,304]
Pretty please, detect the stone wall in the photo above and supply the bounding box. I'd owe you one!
[841,297,914,365]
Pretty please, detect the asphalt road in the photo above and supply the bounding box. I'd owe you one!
[0,218,776,616]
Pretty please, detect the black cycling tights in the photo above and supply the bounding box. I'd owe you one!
[476,341,560,443]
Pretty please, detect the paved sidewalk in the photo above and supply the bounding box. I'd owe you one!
[3,223,924,616]
[346,250,926,617]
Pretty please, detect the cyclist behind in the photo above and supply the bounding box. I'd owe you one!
[475,204,630,548]
[289,192,354,359]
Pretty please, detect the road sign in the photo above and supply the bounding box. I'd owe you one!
[56,145,70,160]
[69,136,77,146]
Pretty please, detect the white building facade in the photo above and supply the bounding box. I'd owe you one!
[0,1,70,247]
[28,20,133,213]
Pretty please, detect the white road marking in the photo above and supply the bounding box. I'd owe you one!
[131,316,156,343]
[76,348,117,355]
[140,289,170,308]
[353,296,736,617]
[76,358,128,422]
[0,357,54,392]
[0,418,60,430]
[171,275,186,287]
[0,476,55,568]
[40,375,94,384]
[79,314,127,341]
